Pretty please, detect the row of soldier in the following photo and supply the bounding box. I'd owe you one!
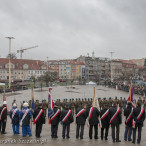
[0,98,146,144]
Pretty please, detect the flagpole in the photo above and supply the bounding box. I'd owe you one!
[31,87,33,132]
[92,87,96,107]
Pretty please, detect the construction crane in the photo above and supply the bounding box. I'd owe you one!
[17,45,38,59]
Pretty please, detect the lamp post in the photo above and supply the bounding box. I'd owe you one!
[6,37,15,89]
[109,52,114,82]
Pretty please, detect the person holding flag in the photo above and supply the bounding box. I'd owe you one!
[75,103,87,139]
[60,103,74,139]
[0,101,7,134]
[33,103,45,138]
[49,102,61,138]
[109,101,122,142]
[124,102,133,141]
[132,101,145,144]
[99,104,109,140]
[19,102,32,137]
[10,103,20,134]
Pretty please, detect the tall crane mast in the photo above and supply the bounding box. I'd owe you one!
[17,45,38,59]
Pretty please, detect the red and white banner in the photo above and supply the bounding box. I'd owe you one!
[125,108,133,124]
[110,108,120,124]
[0,107,7,120]
[49,109,60,124]
[76,109,86,118]
[33,109,44,124]
[62,110,71,123]
[99,109,109,128]
[132,108,144,127]
[12,109,18,119]
[20,109,29,126]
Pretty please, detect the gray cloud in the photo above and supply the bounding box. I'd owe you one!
[0,0,146,60]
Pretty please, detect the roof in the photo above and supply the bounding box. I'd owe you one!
[0,58,46,70]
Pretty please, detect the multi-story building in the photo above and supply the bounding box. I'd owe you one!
[0,58,48,81]
[76,55,111,81]
[48,60,85,80]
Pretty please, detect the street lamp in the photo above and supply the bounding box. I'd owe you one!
[5,37,15,89]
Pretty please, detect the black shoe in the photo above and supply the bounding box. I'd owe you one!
[63,137,65,139]
[89,137,92,139]
[137,141,140,144]
[113,140,115,143]
[101,138,103,140]
[80,137,83,139]
[116,140,121,142]
[66,136,70,139]
[54,136,58,138]
[1,132,7,134]
[94,136,98,139]
[128,139,132,141]
[132,141,135,144]
[36,136,41,138]
[105,138,108,140]
[76,136,79,139]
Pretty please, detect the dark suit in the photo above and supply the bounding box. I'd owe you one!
[33,108,45,138]
[50,107,60,138]
[100,108,109,140]
[109,106,122,141]
[60,108,74,138]
[132,106,145,144]
[87,107,100,139]
[76,107,87,139]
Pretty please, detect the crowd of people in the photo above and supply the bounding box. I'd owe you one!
[107,81,146,96]
[0,96,146,144]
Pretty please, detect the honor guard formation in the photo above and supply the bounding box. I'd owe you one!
[0,96,146,144]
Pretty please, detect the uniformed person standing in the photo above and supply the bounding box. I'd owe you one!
[33,103,45,138]
[42,100,48,117]
[10,103,20,134]
[87,104,100,139]
[20,102,32,137]
[124,102,133,141]
[0,101,7,134]
[109,101,122,142]
[132,102,145,144]
[76,104,87,139]
[49,103,61,138]
[60,103,74,139]
[100,104,109,140]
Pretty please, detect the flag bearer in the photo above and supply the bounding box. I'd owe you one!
[33,103,45,138]
[10,103,20,134]
[49,102,61,138]
[19,102,32,137]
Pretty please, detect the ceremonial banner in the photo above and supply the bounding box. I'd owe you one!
[48,87,54,118]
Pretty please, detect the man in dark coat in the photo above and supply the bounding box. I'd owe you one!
[10,103,20,134]
[49,102,61,138]
[76,104,87,139]
[87,104,100,139]
[100,104,109,140]
[132,102,145,144]
[60,103,74,139]
[124,102,133,141]
[0,101,7,134]
[33,103,45,138]
[109,101,122,142]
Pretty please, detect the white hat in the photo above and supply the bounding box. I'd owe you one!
[13,103,17,107]
[3,101,7,105]
[23,102,28,107]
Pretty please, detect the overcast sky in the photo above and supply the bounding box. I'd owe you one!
[0,0,146,60]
